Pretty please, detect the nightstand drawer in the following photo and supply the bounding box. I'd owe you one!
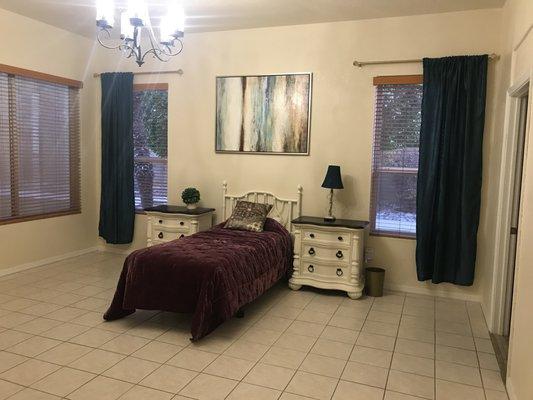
[152,229,188,242]
[301,262,350,282]
[303,229,350,244]
[302,244,350,263]
[145,206,215,247]
[152,218,191,231]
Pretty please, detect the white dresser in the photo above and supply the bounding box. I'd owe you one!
[145,205,215,247]
[289,216,369,299]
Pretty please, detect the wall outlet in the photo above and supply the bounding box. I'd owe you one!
[364,246,374,263]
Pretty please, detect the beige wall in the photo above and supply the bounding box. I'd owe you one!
[93,9,504,302]
[0,9,98,271]
[500,0,533,399]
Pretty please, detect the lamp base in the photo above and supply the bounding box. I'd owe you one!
[324,215,336,222]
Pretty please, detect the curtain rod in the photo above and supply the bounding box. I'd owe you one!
[93,69,183,78]
[353,53,500,68]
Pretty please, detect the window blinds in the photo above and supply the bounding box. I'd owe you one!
[0,72,81,224]
[132,84,168,211]
[370,80,423,237]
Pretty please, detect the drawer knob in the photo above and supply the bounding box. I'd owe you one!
[159,220,163,224]
[336,250,344,259]
[308,248,316,255]
[308,265,314,273]
[336,268,343,277]
[180,221,185,226]
[179,234,185,238]
[158,232,164,239]
[309,233,315,239]
[338,236,343,241]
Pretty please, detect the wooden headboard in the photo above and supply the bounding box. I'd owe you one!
[222,181,303,232]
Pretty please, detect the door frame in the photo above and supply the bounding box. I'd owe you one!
[490,73,531,335]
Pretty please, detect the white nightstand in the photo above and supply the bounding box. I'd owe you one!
[289,216,369,299]
[145,205,215,247]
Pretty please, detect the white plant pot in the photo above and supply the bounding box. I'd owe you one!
[186,203,198,210]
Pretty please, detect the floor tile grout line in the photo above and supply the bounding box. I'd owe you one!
[382,294,408,400]
[328,295,375,400]
[281,297,342,400]
[465,299,503,400]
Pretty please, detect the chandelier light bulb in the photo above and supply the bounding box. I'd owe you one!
[120,11,134,41]
[96,0,114,28]
[160,4,185,44]
[172,3,186,36]
[127,0,149,26]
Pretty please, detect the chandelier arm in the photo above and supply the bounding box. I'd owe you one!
[118,43,137,60]
[163,39,184,57]
[140,47,170,64]
[96,29,124,50]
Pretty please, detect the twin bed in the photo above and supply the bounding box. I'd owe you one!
[104,183,302,340]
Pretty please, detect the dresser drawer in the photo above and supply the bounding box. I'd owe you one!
[302,243,350,264]
[301,262,350,282]
[146,208,214,247]
[152,218,191,231]
[303,229,350,244]
[152,228,188,242]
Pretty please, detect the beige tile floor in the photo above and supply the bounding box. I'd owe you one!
[0,251,508,400]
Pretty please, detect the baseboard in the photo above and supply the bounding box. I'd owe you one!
[96,245,132,256]
[0,247,99,277]
[506,376,517,400]
[385,283,483,303]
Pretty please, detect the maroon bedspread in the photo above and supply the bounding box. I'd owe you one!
[103,218,292,340]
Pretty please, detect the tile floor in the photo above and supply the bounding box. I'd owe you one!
[0,251,508,400]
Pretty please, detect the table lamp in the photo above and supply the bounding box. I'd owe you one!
[321,165,344,222]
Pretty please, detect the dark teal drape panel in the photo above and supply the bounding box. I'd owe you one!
[416,55,488,286]
[98,72,135,244]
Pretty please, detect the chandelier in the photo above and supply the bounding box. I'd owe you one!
[96,0,185,67]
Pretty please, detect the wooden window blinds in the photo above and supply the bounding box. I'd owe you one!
[370,75,423,238]
[0,66,81,225]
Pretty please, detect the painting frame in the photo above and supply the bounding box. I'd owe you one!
[215,72,313,156]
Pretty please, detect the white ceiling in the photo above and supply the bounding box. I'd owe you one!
[0,0,505,38]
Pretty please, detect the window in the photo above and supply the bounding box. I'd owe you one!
[133,83,168,211]
[370,75,423,238]
[0,66,81,224]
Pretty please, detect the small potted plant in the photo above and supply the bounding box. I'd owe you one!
[182,187,201,210]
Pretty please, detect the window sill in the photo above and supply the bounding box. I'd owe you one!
[370,231,416,240]
[0,210,81,226]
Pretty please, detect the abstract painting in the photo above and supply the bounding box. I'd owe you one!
[216,73,312,155]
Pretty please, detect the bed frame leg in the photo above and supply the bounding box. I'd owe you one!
[235,308,245,318]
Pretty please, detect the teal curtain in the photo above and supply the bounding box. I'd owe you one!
[416,55,488,286]
[98,73,135,244]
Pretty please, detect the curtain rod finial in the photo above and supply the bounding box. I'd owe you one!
[352,60,362,68]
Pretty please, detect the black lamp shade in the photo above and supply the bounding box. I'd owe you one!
[321,165,344,189]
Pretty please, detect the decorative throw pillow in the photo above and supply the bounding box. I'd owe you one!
[225,201,273,232]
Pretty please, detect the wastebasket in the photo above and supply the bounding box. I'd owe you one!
[365,267,385,297]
